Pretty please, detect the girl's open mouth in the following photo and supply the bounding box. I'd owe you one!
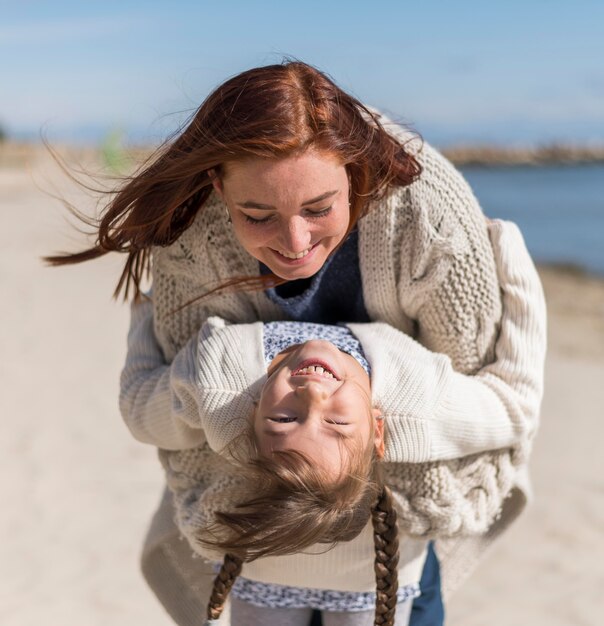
[291,359,339,380]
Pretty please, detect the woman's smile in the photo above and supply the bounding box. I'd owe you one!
[274,245,315,260]
[210,149,351,280]
[269,243,319,267]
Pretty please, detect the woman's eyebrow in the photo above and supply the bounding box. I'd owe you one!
[237,200,275,210]
[237,190,338,211]
[301,190,338,206]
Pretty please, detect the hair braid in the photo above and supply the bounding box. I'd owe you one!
[206,553,243,623]
[372,485,399,626]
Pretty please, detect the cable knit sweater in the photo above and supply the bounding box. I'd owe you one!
[155,309,511,594]
[119,137,546,624]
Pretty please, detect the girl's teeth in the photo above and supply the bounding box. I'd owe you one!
[295,365,334,379]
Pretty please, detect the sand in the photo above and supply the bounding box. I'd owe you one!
[1,148,602,625]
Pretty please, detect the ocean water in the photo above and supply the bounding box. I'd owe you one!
[459,164,604,276]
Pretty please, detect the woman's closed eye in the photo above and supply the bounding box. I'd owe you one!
[305,205,333,218]
[244,213,274,225]
[243,206,333,225]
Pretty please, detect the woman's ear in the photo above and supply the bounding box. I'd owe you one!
[372,408,385,459]
[207,168,224,198]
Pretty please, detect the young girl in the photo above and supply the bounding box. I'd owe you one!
[48,61,547,625]
[162,317,408,625]
[142,313,527,625]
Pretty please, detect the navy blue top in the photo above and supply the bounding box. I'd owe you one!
[260,230,370,324]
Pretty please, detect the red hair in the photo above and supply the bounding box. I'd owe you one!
[46,60,422,299]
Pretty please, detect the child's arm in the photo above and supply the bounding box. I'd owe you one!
[348,219,547,464]
[119,303,265,451]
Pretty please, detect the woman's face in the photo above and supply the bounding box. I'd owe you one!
[253,340,384,477]
[211,149,351,281]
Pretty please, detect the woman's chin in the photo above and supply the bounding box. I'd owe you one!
[274,268,318,281]
[265,262,322,281]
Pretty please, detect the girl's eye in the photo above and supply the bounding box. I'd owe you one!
[268,417,296,423]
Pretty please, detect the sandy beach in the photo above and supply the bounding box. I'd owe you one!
[1,147,602,626]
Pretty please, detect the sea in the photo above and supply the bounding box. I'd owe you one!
[458,164,604,277]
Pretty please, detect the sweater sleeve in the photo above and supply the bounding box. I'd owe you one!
[119,297,208,450]
[349,219,547,463]
[119,302,266,452]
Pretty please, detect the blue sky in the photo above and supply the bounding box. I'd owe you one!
[1,0,603,146]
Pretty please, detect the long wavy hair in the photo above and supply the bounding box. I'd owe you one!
[200,438,400,626]
[45,60,422,300]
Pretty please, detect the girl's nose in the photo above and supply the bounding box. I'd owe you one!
[280,217,311,253]
[295,381,328,402]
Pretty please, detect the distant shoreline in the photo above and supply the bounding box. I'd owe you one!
[2,142,602,280]
[441,144,604,167]
[536,261,604,282]
[2,140,604,169]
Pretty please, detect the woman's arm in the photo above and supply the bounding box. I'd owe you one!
[120,303,265,451]
[355,120,546,465]
[351,219,546,464]
[119,298,207,450]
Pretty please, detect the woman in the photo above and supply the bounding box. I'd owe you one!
[49,61,546,625]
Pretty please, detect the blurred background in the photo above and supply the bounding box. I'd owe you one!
[1,2,602,625]
[2,0,603,272]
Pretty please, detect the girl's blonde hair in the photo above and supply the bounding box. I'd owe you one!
[201,433,401,626]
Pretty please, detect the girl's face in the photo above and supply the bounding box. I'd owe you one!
[253,340,384,477]
[211,149,351,281]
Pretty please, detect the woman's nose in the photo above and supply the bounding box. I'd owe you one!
[280,217,311,252]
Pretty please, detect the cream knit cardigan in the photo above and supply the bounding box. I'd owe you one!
[120,139,546,624]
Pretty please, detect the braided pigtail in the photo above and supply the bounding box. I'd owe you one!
[372,485,400,626]
[205,553,243,625]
